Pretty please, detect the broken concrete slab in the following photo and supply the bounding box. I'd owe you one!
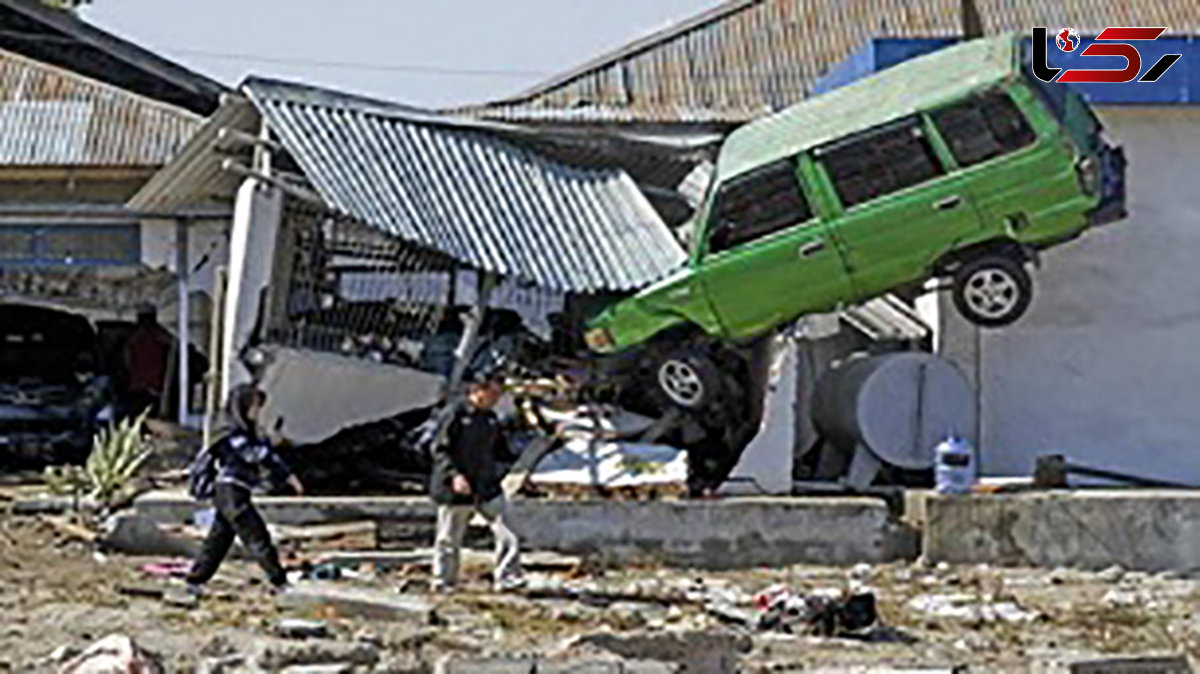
[1068,655,1192,673]
[274,618,330,639]
[277,582,434,623]
[253,638,379,670]
[923,491,1200,572]
[101,513,200,557]
[566,630,750,672]
[509,498,915,569]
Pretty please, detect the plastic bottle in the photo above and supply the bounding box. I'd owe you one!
[935,436,975,495]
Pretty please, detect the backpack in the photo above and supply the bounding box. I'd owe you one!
[187,437,226,501]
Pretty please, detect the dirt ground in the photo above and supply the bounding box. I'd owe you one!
[3,513,1199,673]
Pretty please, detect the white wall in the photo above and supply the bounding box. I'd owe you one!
[940,107,1200,483]
[257,347,442,443]
[222,179,282,401]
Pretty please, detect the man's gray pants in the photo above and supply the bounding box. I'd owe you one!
[433,495,521,590]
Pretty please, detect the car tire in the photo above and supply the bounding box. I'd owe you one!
[655,348,725,411]
[952,254,1033,327]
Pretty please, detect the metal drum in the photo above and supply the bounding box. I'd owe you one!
[811,352,975,470]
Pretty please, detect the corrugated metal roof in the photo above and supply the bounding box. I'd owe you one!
[0,47,200,166]
[126,96,258,212]
[243,78,687,294]
[467,0,1199,123]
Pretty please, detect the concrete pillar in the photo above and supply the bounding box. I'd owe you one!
[175,220,190,425]
[221,178,282,403]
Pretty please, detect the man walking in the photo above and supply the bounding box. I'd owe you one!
[429,371,523,593]
[187,384,303,595]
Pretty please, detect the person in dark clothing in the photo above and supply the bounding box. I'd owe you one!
[429,372,523,593]
[123,304,172,418]
[187,385,304,595]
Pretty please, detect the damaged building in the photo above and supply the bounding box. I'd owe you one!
[0,0,225,465]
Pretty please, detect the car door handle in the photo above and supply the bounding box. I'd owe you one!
[935,195,962,210]
[798,240,826,258]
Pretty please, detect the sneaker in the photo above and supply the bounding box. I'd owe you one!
[432,584,457,596]
[267,582,291,596]
[185,583,204,597]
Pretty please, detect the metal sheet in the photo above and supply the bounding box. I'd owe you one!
[0,48,200,166]
[465,0,1199,124]
[244,79,686,294]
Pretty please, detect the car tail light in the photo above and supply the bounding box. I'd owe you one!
[1076,156,1100,195]
[584,327,615,353]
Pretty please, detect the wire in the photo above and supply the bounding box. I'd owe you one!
[0,29,551,78]
[170,49,552,78]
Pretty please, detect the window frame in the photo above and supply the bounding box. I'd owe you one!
[928,88,1040,170]
[813,115,950,212]
[702,157,818,257]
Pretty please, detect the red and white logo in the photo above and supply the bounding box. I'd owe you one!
[1056,27,1080,52]
[1032,27,1183,84]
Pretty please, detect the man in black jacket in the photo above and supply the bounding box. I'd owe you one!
[429,372,523,593]
[187,385,304,595]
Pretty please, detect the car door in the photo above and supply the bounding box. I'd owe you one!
[813,116,983,302]
[694,157,852,339]
[928,87,1079,241]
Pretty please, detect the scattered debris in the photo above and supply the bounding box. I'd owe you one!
[751,585,879,636]
[275,618,331,640]
[907,593,1040,623]
[60,634,164,674]
[277,582,435,623]
[100,512,199,557]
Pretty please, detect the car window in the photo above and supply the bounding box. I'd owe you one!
[931,91,1037,168]
[707,158,814,254]
[818,117,946,209]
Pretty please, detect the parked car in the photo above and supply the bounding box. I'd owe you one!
[581,33,1127,411]
[0,304,114,468]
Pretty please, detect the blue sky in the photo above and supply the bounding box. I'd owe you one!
[82,0,719,109]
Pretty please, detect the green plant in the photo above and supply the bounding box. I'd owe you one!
[84,410,153,506]
[43,464,89,508]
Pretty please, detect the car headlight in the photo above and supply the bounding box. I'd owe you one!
[1076,156,1100,196]
[584,327,615,353]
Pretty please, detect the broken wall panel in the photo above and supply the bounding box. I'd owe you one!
[265,203,457,371]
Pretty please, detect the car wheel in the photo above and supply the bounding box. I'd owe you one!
[952,255,1033,327]
[655,349,724,410]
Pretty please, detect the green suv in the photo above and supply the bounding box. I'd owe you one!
[583,34,1126,411]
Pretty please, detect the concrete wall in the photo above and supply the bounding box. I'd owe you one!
[939,107,1200,483]
[924,491,1200,572]
[507,497,915,569]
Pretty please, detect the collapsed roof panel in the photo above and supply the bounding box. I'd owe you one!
[242,78,687,294]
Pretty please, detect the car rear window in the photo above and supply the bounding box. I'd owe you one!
[817,116,946,209]
[930,91,1037,168]
[708,158,814,253]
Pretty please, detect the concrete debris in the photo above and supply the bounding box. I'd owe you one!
[565,630,749,672]
[1068,655,1192,673]
[907,593,1039,623]
[275,618,332,640]
[253,638,379,670]
[60,634,164,674]
[101,512,199,557]
[277,582,435,623]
